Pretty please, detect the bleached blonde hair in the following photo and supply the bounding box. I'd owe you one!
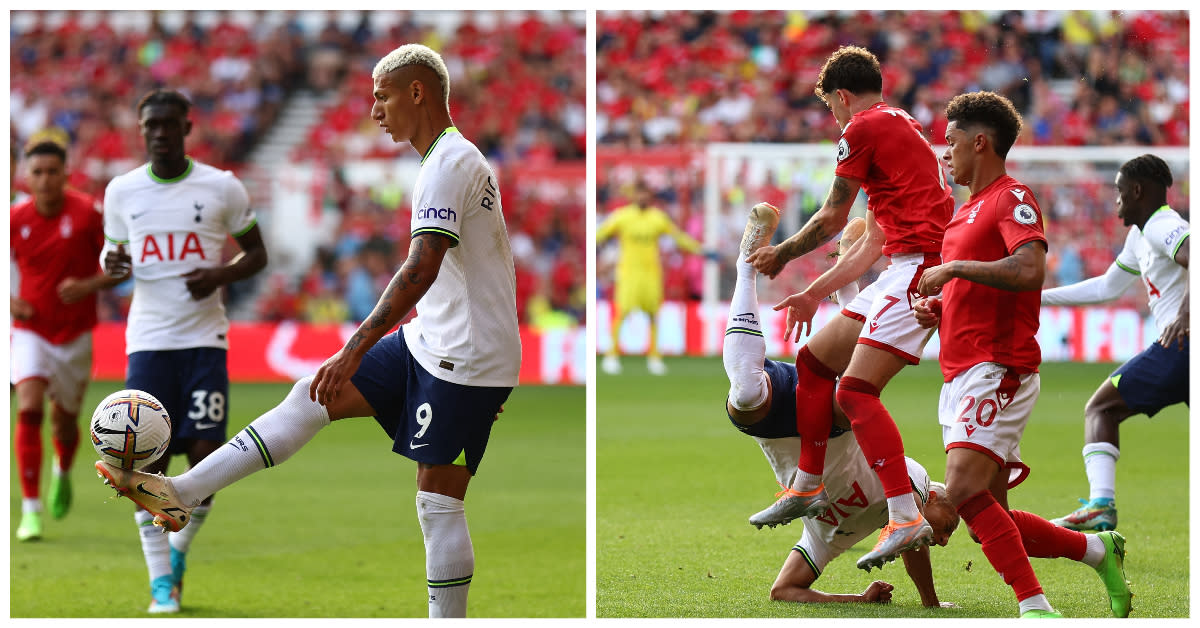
[372,44,450,110]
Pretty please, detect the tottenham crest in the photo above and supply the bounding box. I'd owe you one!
[1013,204,1037,225]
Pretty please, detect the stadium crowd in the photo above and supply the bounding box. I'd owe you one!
[596,10,1189,310]
[10,10,586,329]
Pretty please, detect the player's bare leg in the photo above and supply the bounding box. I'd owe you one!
[1052,379,1132,532]
[417,463,475,618]
[14,378,48,541]
[646,307,666,375]
[48,402,80,519]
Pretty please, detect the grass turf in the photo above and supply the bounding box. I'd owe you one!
[10,382,585,617]
[597,356,1188,618]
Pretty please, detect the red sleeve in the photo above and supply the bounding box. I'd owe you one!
[833,117,875,182]
[993,186,1047,254]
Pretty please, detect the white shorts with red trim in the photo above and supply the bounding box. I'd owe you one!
[842,252,938,364]
[10,328,93,415]
[939,362,1036,489]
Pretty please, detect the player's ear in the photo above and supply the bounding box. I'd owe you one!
[183,118,192,138]
[411,79,425,105]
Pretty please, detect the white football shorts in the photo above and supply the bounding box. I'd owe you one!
[9,328,93,415]
[939,361,1038,486]
[843,252,938,364]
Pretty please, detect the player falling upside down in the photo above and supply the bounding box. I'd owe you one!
[100,88,269,613]
[914,90,1131,618]
[597,179,703,375]
[11,138,122,541]
[746,45,954,571]
[725,207,958,607]
[1041,154,1188,533]
[97,44,520,619]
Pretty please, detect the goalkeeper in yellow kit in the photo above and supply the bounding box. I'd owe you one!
[598,180,702,375]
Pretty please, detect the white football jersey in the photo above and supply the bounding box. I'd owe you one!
[1114,206,1189,335]
[103,159,256,353]
[786,433,930,572]
[400,128,521,387]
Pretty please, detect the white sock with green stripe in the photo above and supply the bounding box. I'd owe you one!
[172,378,330,507]
[1082,442,1120,502]
[418,490,473,618]
[724,255,769,411]
[136,509,172,582]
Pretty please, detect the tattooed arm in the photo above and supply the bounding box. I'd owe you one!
[309,232,451,405]
[917,240,1046,296]
[746,175,863,278]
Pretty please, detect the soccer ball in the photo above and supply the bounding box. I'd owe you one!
[90,389,173,470]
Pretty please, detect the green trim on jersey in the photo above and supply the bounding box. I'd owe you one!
[104,234,130,245]
[420,126,458,165]
[793,544,821,577]
[146,158,194,184]
[1170,232,1188,260]
[1114,259,1140,276]
[232,218,258,238]
[1142,204,1172,228]
[412,226,460,245]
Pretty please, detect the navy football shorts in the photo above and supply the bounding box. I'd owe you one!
[126,348,230,452]
[351,330,512,475]
[1111,337,1189,416]
[727,358,800,439]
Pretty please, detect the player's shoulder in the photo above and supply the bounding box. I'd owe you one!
[1141,206,1189,249]
[186,160,243,185]
[106,162,151,191]
[11,194,36,216]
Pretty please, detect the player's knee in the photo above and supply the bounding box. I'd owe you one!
[727,375,769,411]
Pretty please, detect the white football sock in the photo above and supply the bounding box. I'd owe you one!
[136,509,172,582]
[169,503,211,554]
[1018,593,1053,614]
[418,490,474,618]
[1082,442,1120,501]
[724,255,769,411]
[1081,533,1106,568]
[172,377,330,507]
[793,470,825,494]
[833,280,860,308]
[887,493,922,524]
[22,498,41,514]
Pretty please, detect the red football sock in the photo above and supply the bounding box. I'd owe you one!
[53,419,80,473]
[837,376,910,498]
[16,410,44,499]
[1010,509,1087,561]
[959,491,1044,601]
[794,346,838,475]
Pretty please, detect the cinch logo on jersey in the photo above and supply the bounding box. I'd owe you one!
[418,206,458,222]
[140,232,207,262]
[1165,225,1186,247]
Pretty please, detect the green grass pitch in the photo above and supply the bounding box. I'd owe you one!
[598,356,1188,618]
[10,382,584,618]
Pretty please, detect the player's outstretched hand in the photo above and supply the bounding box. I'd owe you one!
[915,262,956,296]
[10,296,34,321]
[57,277,91,304]
[104,243,132,279]
[310,347,363,407]
[1160,310,1189,351]
[183,268,224,300]
[747,245,785,279]
[774,291,820,342]
[861,580,894,604]
[913,296,942,329]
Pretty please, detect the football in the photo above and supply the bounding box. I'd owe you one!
[90,389,173,470]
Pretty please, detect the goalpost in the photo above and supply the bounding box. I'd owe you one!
[698,144,1189,361]
[702,144,1190,305]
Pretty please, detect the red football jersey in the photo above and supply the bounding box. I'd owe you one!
[10,188,106,344]
[938,175,1047,381]
[835,103,954,256]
